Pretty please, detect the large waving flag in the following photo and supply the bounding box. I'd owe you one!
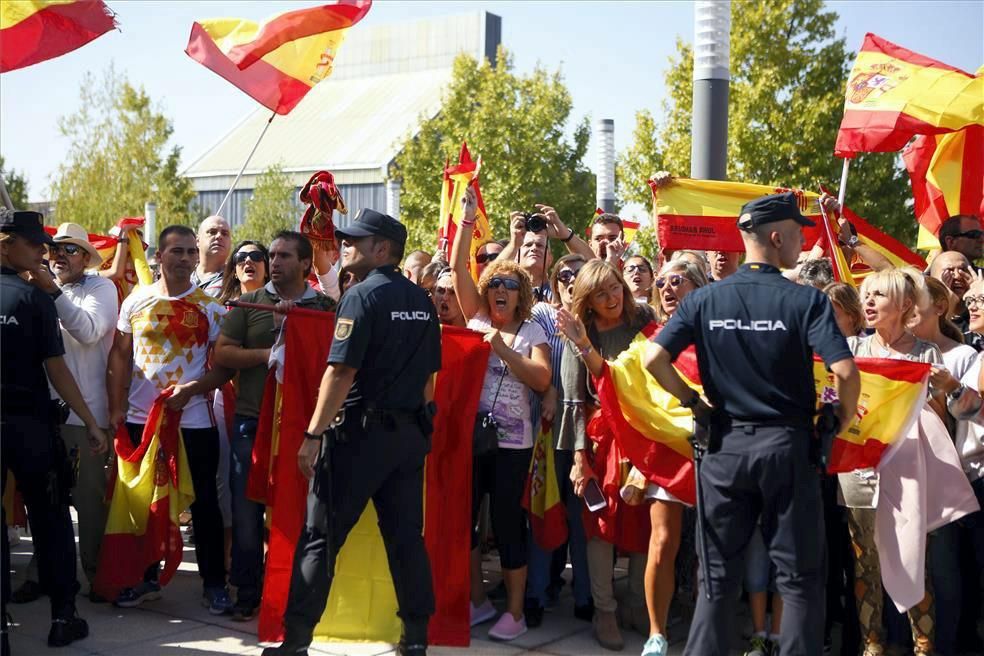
[845,207,927,272]
[439,143,491,281]
[93,394,195,600]
[185,0,372,115]
[0,0,116,73]
[256,310,486,648]
[835,33,983,158]
[523,420,567,551]
[904,121,984,251]
[814,357,931,473]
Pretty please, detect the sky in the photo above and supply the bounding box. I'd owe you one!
[1,0,981,204]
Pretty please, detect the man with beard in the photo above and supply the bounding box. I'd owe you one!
[192,215,232,297]
[930,250,974,333]
[265,209,441,656]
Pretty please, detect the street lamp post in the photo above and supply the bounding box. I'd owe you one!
[690,1,731,181]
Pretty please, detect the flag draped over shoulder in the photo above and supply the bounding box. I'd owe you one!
[594,323,698,506]
[439,143,491,281]
[257,313,485,648]
[523,420,567,551]
[0,0,116,73]
[813,356,930,473]
[904,120,984,251]
[93,393,194,600]
[835,33,983,158]
[185,0,372,115]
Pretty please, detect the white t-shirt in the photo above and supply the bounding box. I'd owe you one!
[468,314,548,450]
[118,284,225,428]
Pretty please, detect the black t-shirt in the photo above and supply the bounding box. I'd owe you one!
[656,262,852,422]
[328,265,441,410]
[1,267,65,418]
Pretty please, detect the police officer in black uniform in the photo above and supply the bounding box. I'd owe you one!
[1,210,109,651]
[264,209,441,656]
[643,193,861,656]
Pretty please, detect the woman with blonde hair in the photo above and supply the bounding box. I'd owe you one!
[452,188,551,641]
[839,266,942,656]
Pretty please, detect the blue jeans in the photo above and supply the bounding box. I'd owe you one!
[527,449,591,607]
[229,415,265,605]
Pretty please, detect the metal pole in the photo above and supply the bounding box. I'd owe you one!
[595,118,615,213]
[690,1,731,181]
[0,173,14,210]
[837,158,851,209]
[215,111,276,218]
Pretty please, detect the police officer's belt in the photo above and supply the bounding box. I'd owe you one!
[717,416,813,431]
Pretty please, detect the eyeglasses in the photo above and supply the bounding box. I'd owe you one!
[476,251,499,264]
[488,277,521,291]
[557,269,578,285]
[954,230,984,240]
[964,295,984,309]
[235,250,265,264]
[624,264,651,275]
[48,244,82,256]
[654,274,687,290]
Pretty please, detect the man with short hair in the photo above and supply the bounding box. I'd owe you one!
[930,250,974,332]
[589,213,626,263]
[707,251,740,281]
[402,249,432,283]
[215,231,335,620]
[938,214,983,264]
[107,224,233,613]
[192,215,231,297]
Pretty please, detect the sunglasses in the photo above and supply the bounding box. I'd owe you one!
[624,264,651,275]
[235,250,265,264]
[965,295,984,309]
[488,277,521,291]
[954,230,984,240]
[476,251,499,265]
[557,269,578,285]
[654,274,687,290]
[48,243,83,256]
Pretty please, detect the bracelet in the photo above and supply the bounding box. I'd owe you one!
[947,384,965,402]
[680,392,700,409]
[303,430,323,441]
[461,219,476,227]
[577,342,593,357]
[561,227,575,243]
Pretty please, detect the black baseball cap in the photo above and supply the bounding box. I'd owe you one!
[335,209,407,246]
[737,192,815,231]
[0,209,54,245]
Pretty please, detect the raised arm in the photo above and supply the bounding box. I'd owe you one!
[450,186,482,319]
[496,213,527,264]
[55,279,118,345]
[538,204,595,260]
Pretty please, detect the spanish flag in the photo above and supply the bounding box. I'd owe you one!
[814,357,930,473]
[523,420,567,551]
[256,311,486,647]
[904,120,984,251]
[93,393,195,600]
[439,142,491,281]
[185,0,372,115]
[844,207,927,273]
[835,33,983,157]
[0,0,115,73]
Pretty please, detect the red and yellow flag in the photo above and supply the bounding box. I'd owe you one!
[439,142,491,281]
[814,357,930,473]
[904,120,984,251]
[835,33,983,157]
[0,0,116,73]
[845,207,927,273]
[93,393,195,600]
[523,420,567,551]
[185,0,372,115]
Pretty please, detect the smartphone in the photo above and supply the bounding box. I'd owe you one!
[583,478,607,513]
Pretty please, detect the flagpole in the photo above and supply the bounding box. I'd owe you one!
[837,158,851,209]
[215,111,276,218]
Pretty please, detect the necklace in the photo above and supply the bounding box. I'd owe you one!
[873,331,910,358]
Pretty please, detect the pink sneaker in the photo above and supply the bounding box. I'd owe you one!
[488,612,527,641]
[470,600,496,627]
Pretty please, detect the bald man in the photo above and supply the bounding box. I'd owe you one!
[193,215,231,297]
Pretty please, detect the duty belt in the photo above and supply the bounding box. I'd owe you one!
[361,406,420,431]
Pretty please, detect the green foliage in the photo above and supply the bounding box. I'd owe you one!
[616,110,663,208]
[0,155,29,209]
[392,47,595,254]
[51,66,195,233]
[622,0,914,241]
[235,164,297,245]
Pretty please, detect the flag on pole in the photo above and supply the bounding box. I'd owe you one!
[438,143,491,281]
[185,0,372,115]
[0,0,116,73]
[523,420,568,551]
[844,207,927,272]
[835,33,983,157]
[904,119,984,251]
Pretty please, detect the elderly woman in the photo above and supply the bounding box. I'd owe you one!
[839,267,941,656]
[452,188,551,641]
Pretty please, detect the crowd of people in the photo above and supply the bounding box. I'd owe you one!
[1,170,983,656]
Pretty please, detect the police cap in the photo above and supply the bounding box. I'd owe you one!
[336,209,407,247]
[737,192,815,231]
[0,209,53,245]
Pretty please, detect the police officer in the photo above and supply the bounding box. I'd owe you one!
[1,210,109,650]
[264,209,441,656]
[643,192,861,656]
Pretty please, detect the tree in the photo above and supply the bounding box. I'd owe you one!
[616,110,663,208]
[51,66,195,233]
[0,155,29,209]
[235,164,298,245]
[621,0,913,241]
[392,47,595,254]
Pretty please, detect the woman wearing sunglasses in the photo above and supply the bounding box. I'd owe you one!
[624,255,656,305]
[653,259,708,324]
[218,241,270,305]
[452,187,552,641]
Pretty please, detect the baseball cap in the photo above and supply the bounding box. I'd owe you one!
[737,192,815,231]
[336,209,407,246]
[0,209,54,245]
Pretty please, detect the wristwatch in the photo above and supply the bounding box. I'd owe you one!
[303,430,323,441]
[680,392,701,409]
[840,234,859,248]
[561,227,575,243]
